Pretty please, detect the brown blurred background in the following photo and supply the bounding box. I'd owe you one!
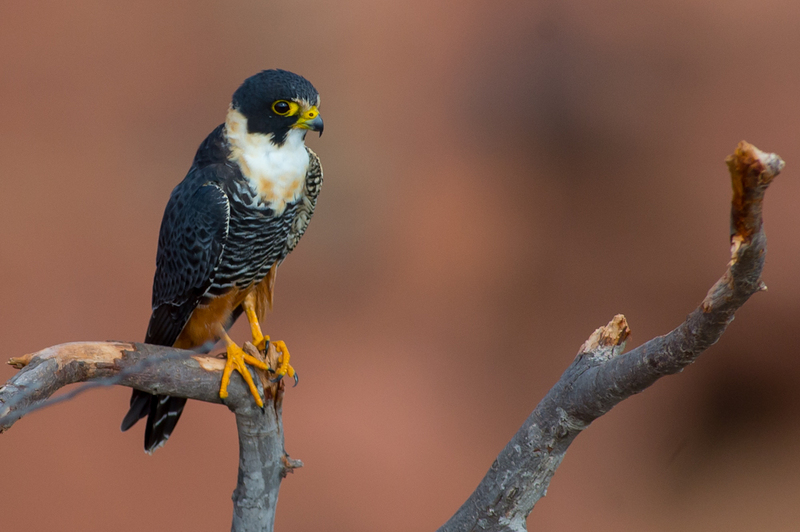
[1,1,799,530]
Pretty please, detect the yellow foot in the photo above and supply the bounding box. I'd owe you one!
[219,341,270,407]
[253,334,270,352]
[270,340,298,387]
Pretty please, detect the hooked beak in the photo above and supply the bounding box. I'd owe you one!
[304,114,324,136]
[293,106,324,137]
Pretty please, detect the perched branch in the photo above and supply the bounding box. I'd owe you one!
[437,141,784,532]
[1,341,297,532]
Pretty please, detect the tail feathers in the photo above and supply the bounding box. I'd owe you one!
[120,390,187,453]
[144,395,187,453]
[121,389,151,432]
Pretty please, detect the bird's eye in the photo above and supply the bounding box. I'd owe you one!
[272,101,291,116]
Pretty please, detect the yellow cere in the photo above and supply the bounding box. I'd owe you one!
[293,105,320,129]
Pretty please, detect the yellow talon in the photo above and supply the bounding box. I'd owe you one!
[240,291,295,387]
[255,335,270,352]
[243,295,269,351]
[218,332,269,407]
[271,340,296,384]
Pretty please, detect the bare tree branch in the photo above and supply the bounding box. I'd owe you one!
[0,141,783,532]
[0,341,298,532]
[437,141,784,532]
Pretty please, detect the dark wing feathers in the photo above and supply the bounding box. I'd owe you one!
[146,175,231,345]
[123,166,231,452]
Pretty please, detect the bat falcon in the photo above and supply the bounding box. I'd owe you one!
[120,69,324,453]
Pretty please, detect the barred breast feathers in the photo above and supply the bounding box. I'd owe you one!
[286,147,323,254]
[224,107,310,216]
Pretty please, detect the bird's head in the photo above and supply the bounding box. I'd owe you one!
[228,69,323,146]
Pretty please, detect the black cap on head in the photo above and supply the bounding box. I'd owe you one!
[233,69,319,109]
[231,69,319,141]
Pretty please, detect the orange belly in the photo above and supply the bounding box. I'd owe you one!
[173,288,246,349]
[172,263,277,349]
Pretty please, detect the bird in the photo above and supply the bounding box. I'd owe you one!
[120,69,323,453]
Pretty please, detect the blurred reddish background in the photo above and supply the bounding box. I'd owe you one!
[2,1,799,530]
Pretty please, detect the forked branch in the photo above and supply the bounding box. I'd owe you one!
[437,141,784,532]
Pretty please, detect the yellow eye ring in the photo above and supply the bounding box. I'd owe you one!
[272,100,292,116]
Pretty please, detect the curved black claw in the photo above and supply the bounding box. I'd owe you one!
[269,372,299,386]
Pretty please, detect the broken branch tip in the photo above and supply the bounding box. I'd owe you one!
[578,314,631,355]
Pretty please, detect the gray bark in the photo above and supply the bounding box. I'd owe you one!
[0,341,298,532]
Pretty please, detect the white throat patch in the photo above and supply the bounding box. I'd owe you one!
[225,108,310,216]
